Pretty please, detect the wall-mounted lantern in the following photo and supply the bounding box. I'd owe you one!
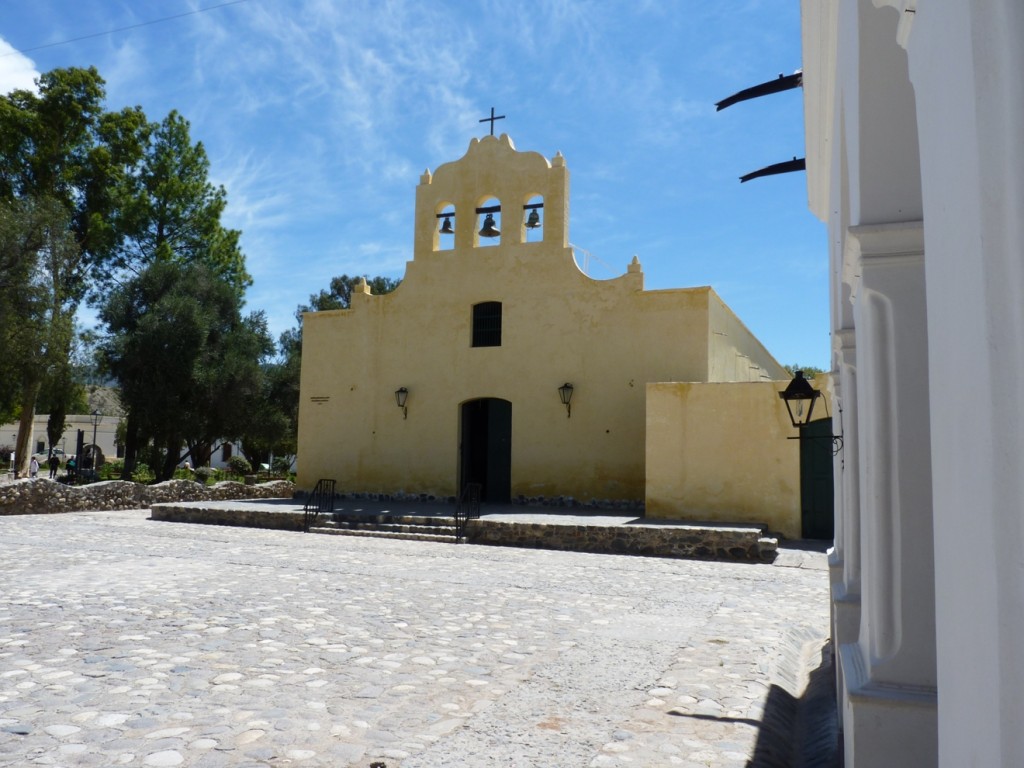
[394,387,408,419]
[778,371,820,428]
[558,382,574,418]
[778,371,843,454]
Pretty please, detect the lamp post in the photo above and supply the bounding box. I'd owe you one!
[90,409,103,473]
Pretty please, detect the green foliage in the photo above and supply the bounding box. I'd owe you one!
[0,67,146,463]
[297,274,402,317]
[108,110,249,297]
[226,455,252,475]
[0,196,81,450]
[194,466,214,485]
[99,261,271,481]
[785,365,826,379]
[98,459,123,481]
[132,462,155,484]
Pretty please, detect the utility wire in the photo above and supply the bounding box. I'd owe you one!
[3,0,255,57]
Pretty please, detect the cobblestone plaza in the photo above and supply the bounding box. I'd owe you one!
[0,510,831,767]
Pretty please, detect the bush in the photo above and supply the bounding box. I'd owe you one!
[133,462,155,484]
[194,466,214,485]
[99,460,124,481]
[226,455,252,475]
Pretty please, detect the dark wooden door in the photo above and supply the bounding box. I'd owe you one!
[800,418,835,540]
[459,399,512,503]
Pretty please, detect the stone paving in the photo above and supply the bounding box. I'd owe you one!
[0,510,832,767]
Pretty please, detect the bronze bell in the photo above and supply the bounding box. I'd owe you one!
[479,213,500,238]
[439,216,454,234]
[525,209,541,229]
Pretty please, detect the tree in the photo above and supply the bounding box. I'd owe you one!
[0,196,81,474]
[99,261,271,481]
[91,101,256,480]
[785,364,826,379]
[301,274,402,314]
[0,67,148,470]
[0,66,149,274]
[106,110,249,295]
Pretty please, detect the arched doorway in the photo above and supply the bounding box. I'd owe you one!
[459,398,511,503]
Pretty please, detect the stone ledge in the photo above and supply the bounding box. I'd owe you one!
[0,478,294,516]
[466,520,777,562]
[150,504,306,532]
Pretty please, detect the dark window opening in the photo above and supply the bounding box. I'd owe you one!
[472,302,502,347]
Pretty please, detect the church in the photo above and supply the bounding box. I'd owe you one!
[297,132,809,536]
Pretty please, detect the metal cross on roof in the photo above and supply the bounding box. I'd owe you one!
[479,107,506,136]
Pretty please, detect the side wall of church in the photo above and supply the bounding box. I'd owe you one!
[706,291,791,382]
[645,381,802,538]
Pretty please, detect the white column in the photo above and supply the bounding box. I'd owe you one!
[840,221,936,767]
[830,329,860,716]
[905,3,1024,765]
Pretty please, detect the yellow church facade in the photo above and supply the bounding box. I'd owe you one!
[298,134,804,536]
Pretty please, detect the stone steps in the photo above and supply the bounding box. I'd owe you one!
[308,513,460,544]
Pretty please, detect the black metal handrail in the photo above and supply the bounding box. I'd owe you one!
[304,478,335,532]
[454,482,481,542]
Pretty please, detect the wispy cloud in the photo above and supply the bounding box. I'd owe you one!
[0,41,40,94]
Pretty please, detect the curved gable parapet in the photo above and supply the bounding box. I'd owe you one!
[414,134,569,257]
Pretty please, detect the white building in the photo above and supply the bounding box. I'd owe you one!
[802,1,1024,765]
[2,413,120,466]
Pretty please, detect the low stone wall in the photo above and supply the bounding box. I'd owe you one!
[149,504,307,532]
[466,520,777,562]
[0,478,295,516]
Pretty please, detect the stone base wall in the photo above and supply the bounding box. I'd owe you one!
[149,504,306,532]
[0,478,295,516]
[466,520,777,562]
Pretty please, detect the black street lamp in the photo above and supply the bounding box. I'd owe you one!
[778,371,843,454]
[90,409,103,472]
[778,371,821,428]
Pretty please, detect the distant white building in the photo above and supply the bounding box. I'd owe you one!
[1,413,120,465]
[802,1,1024,766]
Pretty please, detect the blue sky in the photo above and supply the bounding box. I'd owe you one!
[1,0,829,369]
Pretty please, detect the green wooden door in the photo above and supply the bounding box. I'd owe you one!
[800,418,835,540]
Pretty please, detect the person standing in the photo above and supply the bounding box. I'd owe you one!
[48,453,59,479]
[29,456,39,478]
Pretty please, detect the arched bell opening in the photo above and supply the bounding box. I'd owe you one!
[435,203,455,251]
[475,196,501,247]
[523,194,544,243]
